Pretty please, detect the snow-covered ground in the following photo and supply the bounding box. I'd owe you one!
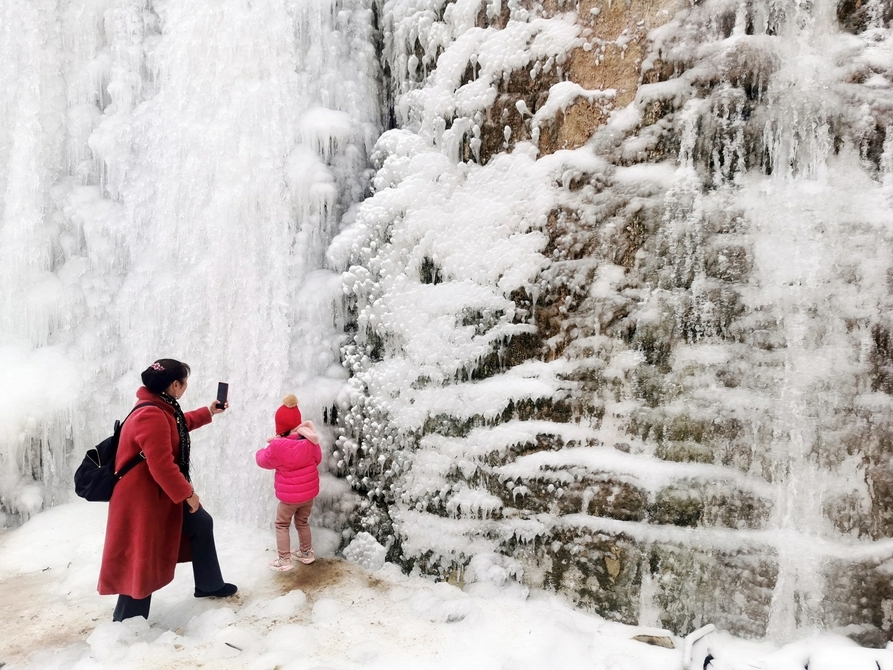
[1,502,892,670]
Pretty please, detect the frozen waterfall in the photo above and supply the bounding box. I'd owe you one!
[0,0,381,527]
[6,0,893,647]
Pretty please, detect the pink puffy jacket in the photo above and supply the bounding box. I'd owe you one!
[255,421,322,504]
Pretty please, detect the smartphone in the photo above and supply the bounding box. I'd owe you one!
[216,382,229,411]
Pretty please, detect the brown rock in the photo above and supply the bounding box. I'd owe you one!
[534,0,687,155]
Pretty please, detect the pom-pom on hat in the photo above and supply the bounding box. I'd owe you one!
[275,394,302,435]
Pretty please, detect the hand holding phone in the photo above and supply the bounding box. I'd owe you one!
[216,382,229,411]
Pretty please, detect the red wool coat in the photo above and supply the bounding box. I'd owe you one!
[97,387,212,599]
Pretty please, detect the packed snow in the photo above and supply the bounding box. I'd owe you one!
[2,501,893,670]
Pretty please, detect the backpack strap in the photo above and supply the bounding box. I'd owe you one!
[113,402,156,479]
[124,401,156,422]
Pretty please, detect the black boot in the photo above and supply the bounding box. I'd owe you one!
[113,594,152,621]
[194,583,238,598]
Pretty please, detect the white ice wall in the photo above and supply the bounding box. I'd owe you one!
[0,0,381,527]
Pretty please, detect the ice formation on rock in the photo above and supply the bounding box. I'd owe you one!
[333,0,893,643]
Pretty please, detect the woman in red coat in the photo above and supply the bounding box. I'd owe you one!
[98,359,237,621]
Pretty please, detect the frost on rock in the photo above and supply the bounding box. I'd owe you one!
[334,0,893,645]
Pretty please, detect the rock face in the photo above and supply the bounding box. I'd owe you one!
[334,0,893,644]
[470,0,685,160]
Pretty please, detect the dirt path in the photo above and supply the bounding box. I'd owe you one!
[0,557,392,668]
[272,557,390,599]
[0,569,107,666]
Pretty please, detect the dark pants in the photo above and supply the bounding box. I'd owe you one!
[113,503,225,621]
[180,502,225,593]
[113,594,151,622]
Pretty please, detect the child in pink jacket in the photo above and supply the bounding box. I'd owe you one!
[256,394,322,571]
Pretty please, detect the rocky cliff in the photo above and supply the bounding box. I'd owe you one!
[332,0,893,643]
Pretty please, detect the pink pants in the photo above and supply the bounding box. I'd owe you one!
[275,500,314,559]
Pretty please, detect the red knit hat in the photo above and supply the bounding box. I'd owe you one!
[275,394,302,435]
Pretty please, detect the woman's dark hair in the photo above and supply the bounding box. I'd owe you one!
[141,359,191,394]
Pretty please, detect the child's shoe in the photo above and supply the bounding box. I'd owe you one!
[269,556,294,572]
[292,548,315,564]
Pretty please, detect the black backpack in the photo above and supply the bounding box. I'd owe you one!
[74,402,155,501]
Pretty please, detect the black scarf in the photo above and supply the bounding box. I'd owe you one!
[160,391,191,482]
